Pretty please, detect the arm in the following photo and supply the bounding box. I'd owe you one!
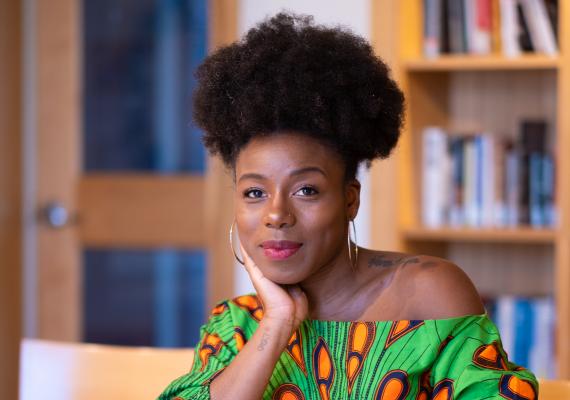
[210,244,307,400]
[209,317,291,400]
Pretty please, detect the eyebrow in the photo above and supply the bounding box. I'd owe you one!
[238,166,327,183]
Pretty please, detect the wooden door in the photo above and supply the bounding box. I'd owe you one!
[25,0,237,342]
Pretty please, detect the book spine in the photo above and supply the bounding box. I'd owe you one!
[499,0,522,56]
[494,137,506,226]
[464,0,477,53]
[505,144,520,226]
[541,153,556,227]
[472,0,493,54]
[520,0,558,55]
[516,0,535,51]
[496,296,516,362]
[529,153,544,226]
[424,0,443,58]
[481,134,496,226]
[464,136,478,226]
[448,0,467,53]
[449,136,465,226]
[513,298,533,369]
[491,0,503,53]
[531,0,558,54]
[475,135,484,226]
[422,127,449,227]
[529,297,556,378]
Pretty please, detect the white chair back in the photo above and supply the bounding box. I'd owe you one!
[19,338,194,400]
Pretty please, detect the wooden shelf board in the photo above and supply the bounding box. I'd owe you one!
[404,55,560,71]
[402,226,556,244]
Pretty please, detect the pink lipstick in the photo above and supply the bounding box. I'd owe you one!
[261,240,302,260]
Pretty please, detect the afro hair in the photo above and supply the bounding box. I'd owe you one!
[194,12,405,180]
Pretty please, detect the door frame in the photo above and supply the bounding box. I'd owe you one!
[23,0,238,341]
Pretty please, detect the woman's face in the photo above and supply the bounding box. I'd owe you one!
[234,132,360,284]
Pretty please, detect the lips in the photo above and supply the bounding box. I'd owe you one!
[260,240,303,260]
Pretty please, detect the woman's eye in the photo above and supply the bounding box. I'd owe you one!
[244,188,265,199]
[295,186,318,196]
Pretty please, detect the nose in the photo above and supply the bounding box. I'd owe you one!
[263,193,295,229]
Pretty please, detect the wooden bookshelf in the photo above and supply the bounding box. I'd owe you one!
[405,54,559,71]
[371,0,570,378]
[403,227,557,244]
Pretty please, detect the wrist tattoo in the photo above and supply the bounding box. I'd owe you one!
[257,330,271,351]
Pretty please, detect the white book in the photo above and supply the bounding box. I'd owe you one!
[463,0,476,54]
[499,0,522,57]
[529,297,555,379]
[480,134,495,227]
[422,127,450,227]
[464,137,480,227]
[496,296,516,362]
[520,0,558,55]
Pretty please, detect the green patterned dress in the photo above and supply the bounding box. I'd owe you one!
[158,294,538,399]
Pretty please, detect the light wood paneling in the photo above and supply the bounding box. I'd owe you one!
[448,243,554,297]
[36,0,81,340]
[555,0,570,379]
[0,1,22,397]
[79,176,206,248]
[369,0,400,251]
[205,0,238,308]
[210,0,238,50]
[448,70,557,142]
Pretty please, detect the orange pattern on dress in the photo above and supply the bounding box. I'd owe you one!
[211,301,229,316]
[432,379,454,400]
[286,329,307,375]
[346,322,376,394]
[385,320,424,349]
[499,374,537,400]
[415,369,432,400]
[233,295,264,321]
[272,383,306,400]
[374,370,410,400]
[234,327,247,352]
[312,337,335,400]
[472,342,508,371]
[198,333,224,372]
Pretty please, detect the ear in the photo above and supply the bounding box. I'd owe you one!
[345,178,361,220]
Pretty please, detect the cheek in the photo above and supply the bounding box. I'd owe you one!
[295,200,347,255]
[234,203,262,252]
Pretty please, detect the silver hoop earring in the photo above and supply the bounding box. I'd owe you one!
[229,220,244,266]
[348,219,358,271]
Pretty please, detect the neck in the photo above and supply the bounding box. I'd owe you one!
[299,243,362,320]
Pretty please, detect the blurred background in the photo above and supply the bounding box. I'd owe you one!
[1,0,374,397]
[1,0,568,398]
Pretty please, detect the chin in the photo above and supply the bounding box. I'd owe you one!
[261,266,304,285]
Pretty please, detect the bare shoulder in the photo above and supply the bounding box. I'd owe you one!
[392,253,485,320]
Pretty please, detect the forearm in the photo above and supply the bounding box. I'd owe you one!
[210,318,292,400]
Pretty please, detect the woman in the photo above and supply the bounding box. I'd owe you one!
[159,12,538,400]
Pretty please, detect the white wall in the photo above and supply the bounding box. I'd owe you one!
[234,0,372,296]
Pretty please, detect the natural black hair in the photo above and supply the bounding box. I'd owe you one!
[193,12,405,181]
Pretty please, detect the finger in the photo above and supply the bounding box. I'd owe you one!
[238,242,265,283]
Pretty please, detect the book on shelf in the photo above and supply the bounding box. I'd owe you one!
[483,294,556,379]
[421,120,556,229]
[423,0,558,57]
